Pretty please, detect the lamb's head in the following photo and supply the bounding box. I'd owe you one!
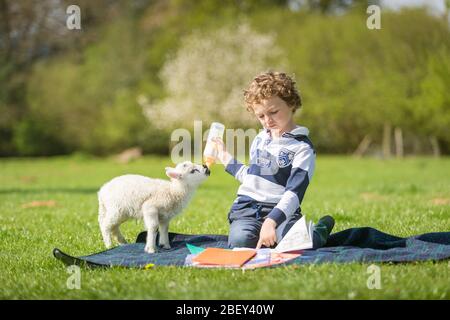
[165,161,210,187]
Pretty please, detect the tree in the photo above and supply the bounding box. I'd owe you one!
[141,22,286,130]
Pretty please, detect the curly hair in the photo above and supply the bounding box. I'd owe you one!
[243,71,302,113]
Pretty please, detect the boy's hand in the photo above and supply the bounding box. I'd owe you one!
[256,218,277,249]
[212,137,233,166]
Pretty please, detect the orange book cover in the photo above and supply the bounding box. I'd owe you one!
[192,248,256,267]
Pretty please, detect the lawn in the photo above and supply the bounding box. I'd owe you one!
[0,155,449,299]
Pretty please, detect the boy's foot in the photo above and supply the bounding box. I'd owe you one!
[318,215,335,235]
[313,215,335,248]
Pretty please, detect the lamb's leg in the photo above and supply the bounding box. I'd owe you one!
[112,225,127,245]
[158,219,171,249]
[100,225,114,248]
[142,205,159,253]
[98,201,114,248]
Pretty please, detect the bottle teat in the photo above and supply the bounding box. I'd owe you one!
[204,156,215,168]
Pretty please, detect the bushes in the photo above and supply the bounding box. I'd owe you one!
[21,17,155,156]
[268,8,450,154]
[1,2,449,156]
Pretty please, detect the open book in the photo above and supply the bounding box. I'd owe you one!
[273,216,314,253]
[191,247,256,267]
[232,248,302,269]
[184,216,313,269]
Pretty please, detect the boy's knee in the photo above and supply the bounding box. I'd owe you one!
[228,229,258,248]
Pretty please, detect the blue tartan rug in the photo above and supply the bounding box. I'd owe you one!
[53,227,450,268]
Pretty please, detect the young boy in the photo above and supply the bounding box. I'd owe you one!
[214,71,334,249]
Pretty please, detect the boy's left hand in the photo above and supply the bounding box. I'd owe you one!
[256,218,277,249]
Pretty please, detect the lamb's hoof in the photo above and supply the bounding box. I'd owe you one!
[162,244,171,250]
[144,245,156,254]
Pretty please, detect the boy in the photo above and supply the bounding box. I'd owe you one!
[214,71,334,249]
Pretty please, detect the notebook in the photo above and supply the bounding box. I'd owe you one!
[274,216,314,252]
[235,248,271,269]
[192,247,256,267]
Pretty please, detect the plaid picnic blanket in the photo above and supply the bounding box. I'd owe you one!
[53,227,450,268]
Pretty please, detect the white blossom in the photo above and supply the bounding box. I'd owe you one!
[141,23,286,129]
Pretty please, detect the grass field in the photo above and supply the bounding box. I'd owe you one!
[0,155,449,299]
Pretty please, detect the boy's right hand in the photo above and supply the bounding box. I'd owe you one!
[212,137,233,166]
[256,218,277,249]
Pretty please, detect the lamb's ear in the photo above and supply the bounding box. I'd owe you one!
[165,167,181,179]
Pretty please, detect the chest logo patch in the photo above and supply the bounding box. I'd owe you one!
[277,148,295,168]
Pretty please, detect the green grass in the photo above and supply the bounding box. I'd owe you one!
[0,155,449,299]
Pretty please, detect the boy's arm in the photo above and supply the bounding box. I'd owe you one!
[266,146,315,226]
[214,137,252,184]
[224,158,249,183]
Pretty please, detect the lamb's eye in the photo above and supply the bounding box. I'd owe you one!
[190,169,199,174]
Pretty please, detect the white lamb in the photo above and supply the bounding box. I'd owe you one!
[98,161,210,253]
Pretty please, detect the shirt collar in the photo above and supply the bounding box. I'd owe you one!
[264,125,309,138]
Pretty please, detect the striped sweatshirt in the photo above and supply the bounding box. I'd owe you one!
[225,125,315,226]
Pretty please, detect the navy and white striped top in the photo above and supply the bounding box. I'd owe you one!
[225,125,315,226]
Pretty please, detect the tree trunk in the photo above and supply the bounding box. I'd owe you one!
[353,134,372,158]
[429,136,441,157]
[382,123,392,159]
[394,127,403,158]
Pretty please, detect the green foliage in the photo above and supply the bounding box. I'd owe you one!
[1,2,449,156]
[13,117,68,156]
[22,16,156,155]
[260,8,450,152]
[414,49,450,144]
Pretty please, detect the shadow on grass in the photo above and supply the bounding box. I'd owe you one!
[0,187,97,195]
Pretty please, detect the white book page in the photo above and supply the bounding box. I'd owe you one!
[308,221,314,241]
[274,216,313,253]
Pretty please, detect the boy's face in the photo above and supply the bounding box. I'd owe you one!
[252,96,295,134]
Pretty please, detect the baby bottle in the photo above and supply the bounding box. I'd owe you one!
[203,122,225,168]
